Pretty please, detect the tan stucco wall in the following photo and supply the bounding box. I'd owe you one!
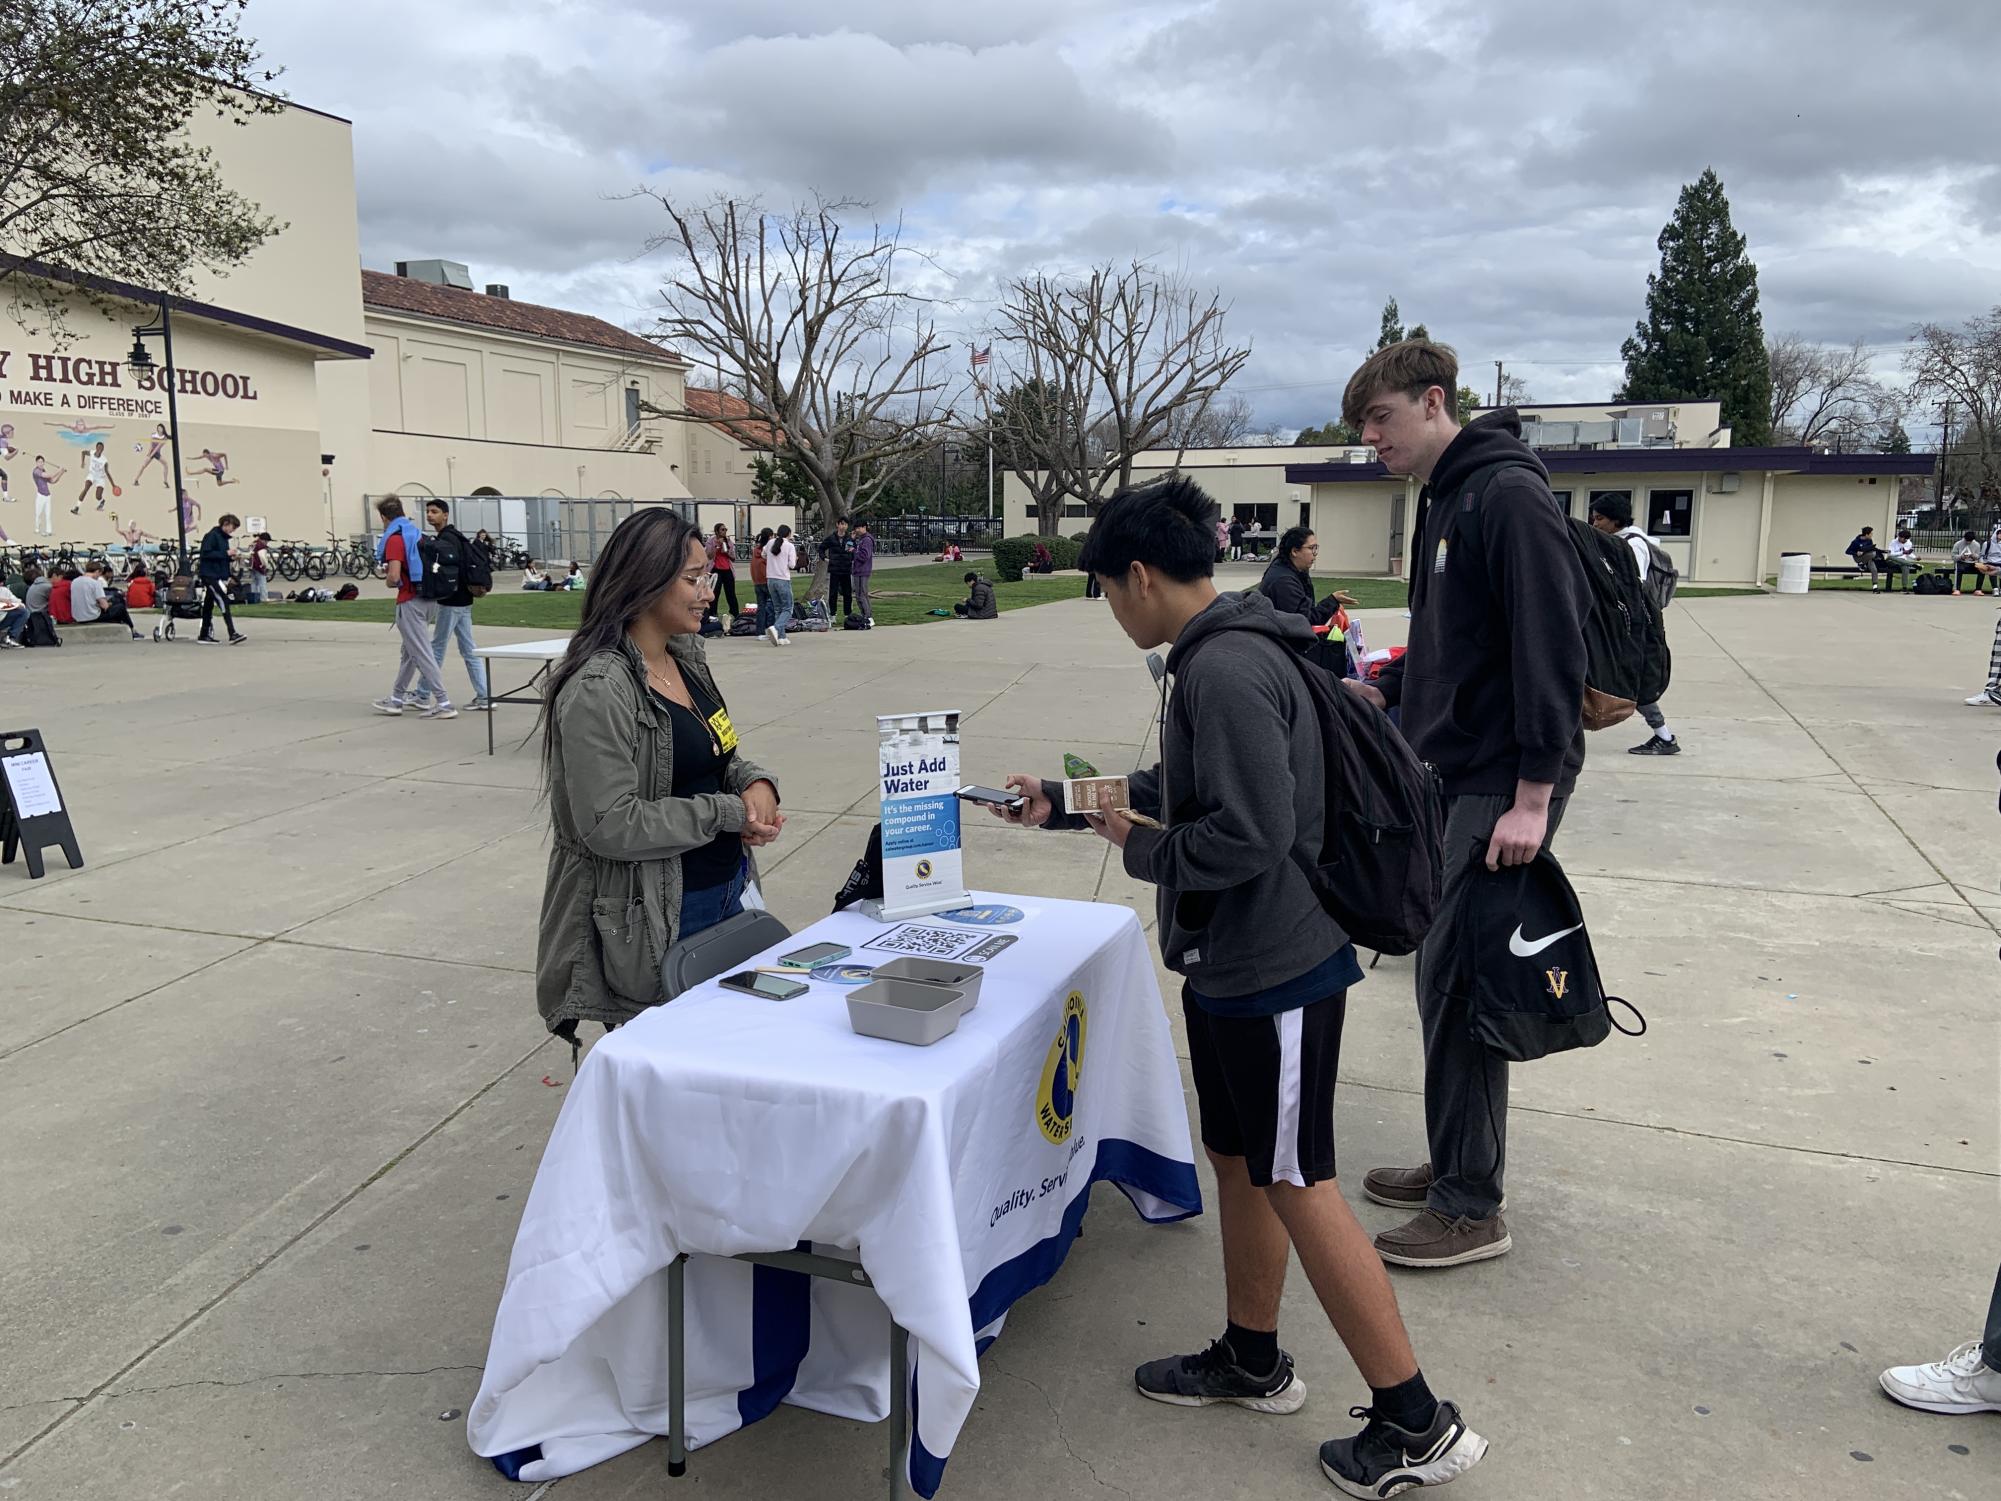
[363,310,693,508]
[682,420,760,500]
[1307,484,1404,574]
[1766,475,1899,575]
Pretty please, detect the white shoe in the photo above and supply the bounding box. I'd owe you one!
[764,626,779,646]
[371,698,405,716]
[1964,693,2001,708]
[777,636,789,646]
[1880,1341,2001,1415]
[421,702,458,719]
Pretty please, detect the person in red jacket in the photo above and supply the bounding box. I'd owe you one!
[124,564,156,610]
[50,567,76,624]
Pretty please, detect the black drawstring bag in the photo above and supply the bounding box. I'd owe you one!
[1461,845,1645,1061]
[831,823,883,913]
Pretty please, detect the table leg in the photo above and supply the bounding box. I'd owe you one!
[888,1322,908,1501]
[668,1255,687,1478]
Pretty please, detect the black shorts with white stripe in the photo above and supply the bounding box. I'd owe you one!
[1181,989,1346,1189]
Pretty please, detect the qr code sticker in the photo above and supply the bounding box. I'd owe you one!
[862,925,981,960]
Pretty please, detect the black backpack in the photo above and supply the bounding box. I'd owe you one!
[1913,570,1951,596]
[21,611,60,647]
[417,528,465,602]
[1449,466,1670,732]
[842,613,871,630]
[1455,845,1645,1061]
[1178,630,1445,956]
[453,526,493,597]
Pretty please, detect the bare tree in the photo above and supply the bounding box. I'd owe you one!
[638,194,953,544]
[1497,372,1532,406]
[983,261,1252,535]
[1162,391,1258,448]
[1907,310,2001,498]
[1767,334,1890,447]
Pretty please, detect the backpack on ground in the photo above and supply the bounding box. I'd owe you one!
[1912,570,1951,596]
[728,614,761,637]
[21,612,60,647]
[842,613,871,630]
[1177,631,1445,956]
[1454,845,1645,1061]
[335,582,360,601]
[1638,537,1678,610]
[417,528,465,602]
[452,526,493,597]
[698,612,723,638]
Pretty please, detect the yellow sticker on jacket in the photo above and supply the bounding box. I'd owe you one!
[707,705,740,754]
[1433,538,1449,574]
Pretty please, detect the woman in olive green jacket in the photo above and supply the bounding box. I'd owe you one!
[537,509,784,1048]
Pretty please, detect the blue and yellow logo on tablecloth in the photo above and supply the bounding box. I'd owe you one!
[1036,990,1089,1144]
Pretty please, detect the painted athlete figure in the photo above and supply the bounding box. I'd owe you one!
[186,448,239,487]
[133,423,173,488]
[73,441,119,512]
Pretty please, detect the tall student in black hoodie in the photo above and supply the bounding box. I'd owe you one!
[1341,340,1588,1269]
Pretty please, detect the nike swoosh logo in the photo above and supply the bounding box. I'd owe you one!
[1508,922,1582,958]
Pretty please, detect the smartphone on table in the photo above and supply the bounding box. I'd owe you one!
[778,941,851,970]
[955,784,1025,811]
[719,970,810,1001]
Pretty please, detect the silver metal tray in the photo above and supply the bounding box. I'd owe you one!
[846,978,966,1046]
[869,956,984,1009]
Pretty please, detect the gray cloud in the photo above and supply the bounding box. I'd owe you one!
[251,0,2001,423]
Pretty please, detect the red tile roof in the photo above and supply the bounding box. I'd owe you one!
[682,386,781,448]
[360,269,682,363]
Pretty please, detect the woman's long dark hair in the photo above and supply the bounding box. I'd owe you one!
[540,507,702,773]
[1277,525,1313,569]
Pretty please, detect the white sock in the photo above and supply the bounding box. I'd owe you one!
[1656,727,1675,742]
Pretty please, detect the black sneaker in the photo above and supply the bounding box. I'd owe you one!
[1134,1338,1306,1414]
[228,633,247,645]
[1320,1400,1487,1497]
[1628,736,1681,755]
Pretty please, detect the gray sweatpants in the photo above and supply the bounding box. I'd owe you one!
[1638,701,1669,732]
[1417,791,1569,1220]
[391,597,450,705]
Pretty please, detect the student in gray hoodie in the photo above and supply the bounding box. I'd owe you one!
[992,476,1488,1499]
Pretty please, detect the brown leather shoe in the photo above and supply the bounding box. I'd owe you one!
[1363,1163,1506,1213]
[1374,1209,1512,1268]
[1362,1163,1434,1209]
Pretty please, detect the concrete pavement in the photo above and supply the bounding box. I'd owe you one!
[1,590,1996,1500]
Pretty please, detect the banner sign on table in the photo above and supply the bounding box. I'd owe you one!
[867,710,969,921]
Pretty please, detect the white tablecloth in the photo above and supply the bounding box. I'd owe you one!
[468,892,1200,1494]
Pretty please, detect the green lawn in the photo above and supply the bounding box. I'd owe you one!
[240,564,1087,630]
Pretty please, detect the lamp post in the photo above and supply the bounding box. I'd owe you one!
[125,290,189,573]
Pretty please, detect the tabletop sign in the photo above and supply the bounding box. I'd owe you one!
[863,710,970,921]
[0,728,84,880]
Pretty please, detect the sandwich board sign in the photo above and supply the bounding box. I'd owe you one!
[1,728,83,880]
[863,710,969,921]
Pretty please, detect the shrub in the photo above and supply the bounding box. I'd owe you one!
[1068,530,1092,545]
[992,532,1081,581]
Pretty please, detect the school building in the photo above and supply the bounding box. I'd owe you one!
[1001,399,1935,584]
[0,93,789,561]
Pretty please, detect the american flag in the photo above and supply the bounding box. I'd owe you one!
[970,345,991,368]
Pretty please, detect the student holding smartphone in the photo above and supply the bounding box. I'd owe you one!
[535,508,786,1057]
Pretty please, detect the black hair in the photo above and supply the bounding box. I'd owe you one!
[539,508,703,773]
[1857,525,1873,534]
[130,561,148,579]
[1896,528,1911,539]
[756,527,773,547]
[775,524,792,541]
[1965,529,1979,540]
[1277,525,1314,566]
[963,571,978,583]
[1075,475,1218,584]
[1589,493,1634,529]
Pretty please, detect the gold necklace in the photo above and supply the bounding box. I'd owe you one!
[649,654,721,756]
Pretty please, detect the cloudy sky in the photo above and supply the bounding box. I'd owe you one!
[255,0,1996,433]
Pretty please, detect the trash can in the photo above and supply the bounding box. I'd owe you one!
[1777,552,1811,595]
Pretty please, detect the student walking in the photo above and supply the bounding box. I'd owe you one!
[708,523,740,618]
[762,524,797,646]
[195,514,247,644]
[820,517,856,620]
[1588,494,1681,755]
[851,517,876,624]
[992,476,1490,1498]
[370,496,453,717]
[1340,339,1588,1269]
[408,499,491,711]
[1881,1265,2001,1417]
[749,528,772,632]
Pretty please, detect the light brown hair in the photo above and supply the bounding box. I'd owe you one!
[1342,338,1460,427]
[376,496,405,520]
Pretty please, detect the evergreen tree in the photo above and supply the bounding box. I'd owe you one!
[1617,168,1772,444]
[1374,296,1428,350]
[1881,417,1911,454]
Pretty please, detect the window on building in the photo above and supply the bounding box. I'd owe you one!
[1063,503,1090,517]
[1549,489,1574,519]
[1647,488,1693,538]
